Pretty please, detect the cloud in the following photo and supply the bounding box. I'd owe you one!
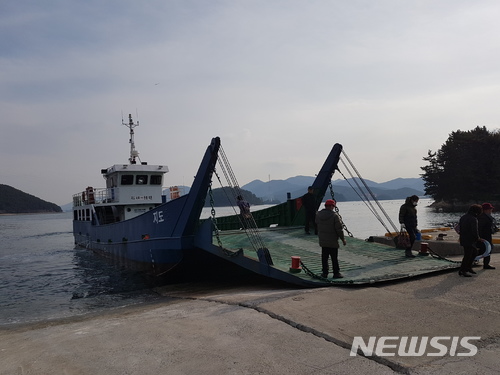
[2,0,500,204]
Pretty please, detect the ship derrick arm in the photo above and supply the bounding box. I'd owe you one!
[310,143,343,210]
[172,137,221,236]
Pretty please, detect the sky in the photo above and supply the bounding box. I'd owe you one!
[2,0,500,205]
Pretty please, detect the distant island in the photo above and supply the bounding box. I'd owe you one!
[241,176,425,203]
[0,184,62,214]
[203,187,280,207]
[189,176,424,206]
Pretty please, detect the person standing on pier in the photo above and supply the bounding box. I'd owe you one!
[398,195,420,258]
[316,199,346,279]
[458,204,483,277]
[477,202,497,270]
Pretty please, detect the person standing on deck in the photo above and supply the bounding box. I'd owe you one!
[236,195,251,228]
[398,195,420,258]
[477,202,497,270]
[316,199,346,279]
[458,204,482,277]
[302,186,317,235]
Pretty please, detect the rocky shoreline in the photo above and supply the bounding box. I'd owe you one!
[428,200,500,213]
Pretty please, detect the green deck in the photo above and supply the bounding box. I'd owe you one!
[203,226,460,286]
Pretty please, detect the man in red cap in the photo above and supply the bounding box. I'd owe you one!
[315,199,347,278]
[477,202,497,269]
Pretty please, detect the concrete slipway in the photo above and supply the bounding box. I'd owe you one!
[1,253,499,374]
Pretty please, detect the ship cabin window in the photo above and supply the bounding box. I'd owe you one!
[150,175,162,185]
[74,209,91,221]
[121,175,134,185]
[106,175,118,188]
[120,174,161,186]
[136,175,148,185]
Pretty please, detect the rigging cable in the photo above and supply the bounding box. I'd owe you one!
[339,150,400,235]
[214,145,268,253]
[336,163,394,235]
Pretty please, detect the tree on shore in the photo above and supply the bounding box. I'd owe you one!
[421,126,500,204]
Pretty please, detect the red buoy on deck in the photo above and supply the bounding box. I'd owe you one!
[290,256,302,273]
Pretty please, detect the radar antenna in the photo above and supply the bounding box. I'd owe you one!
[122,114,140,164]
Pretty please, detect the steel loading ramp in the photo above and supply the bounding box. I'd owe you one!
[193,220,460,287]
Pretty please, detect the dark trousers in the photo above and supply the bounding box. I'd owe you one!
[322,247,339,275]
[460,245,478,272]
[406,226,417,250]
[484,254,491,266]
[305,211,317,234]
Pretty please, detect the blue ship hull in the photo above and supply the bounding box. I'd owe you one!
[73,137,221,275]
[73,199,191,274]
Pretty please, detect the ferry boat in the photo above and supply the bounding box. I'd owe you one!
[72,115,220,275]
[73,115,460,285]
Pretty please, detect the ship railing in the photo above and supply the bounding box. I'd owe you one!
[72,187,119,207]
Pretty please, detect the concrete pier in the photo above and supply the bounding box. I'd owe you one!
[370,227,500,257]
[1,254,499,374]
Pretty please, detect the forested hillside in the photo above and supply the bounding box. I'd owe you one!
[204,187,280,207]
[0,185,62,214]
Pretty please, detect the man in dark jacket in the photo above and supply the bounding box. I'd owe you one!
[477,202,497,269]
[458,204,483,277]
[315,199,346,278]
[302,186,317,234]
[398,195,419,258]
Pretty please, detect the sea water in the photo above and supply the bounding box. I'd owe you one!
[1,199,495,326]
[0,212,161,326]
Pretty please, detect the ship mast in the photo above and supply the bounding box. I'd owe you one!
[122,114,140,164]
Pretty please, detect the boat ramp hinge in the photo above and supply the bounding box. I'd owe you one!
[257,248,273,266]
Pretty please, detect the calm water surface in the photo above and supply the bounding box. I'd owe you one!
[0,212,160,326]
[2,199,497,326]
